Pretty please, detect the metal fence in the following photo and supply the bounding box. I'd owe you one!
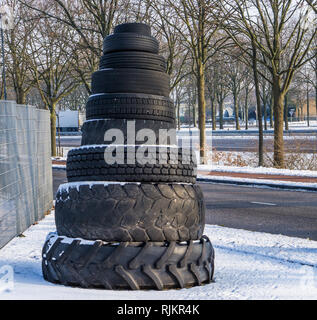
[0,101,53,249]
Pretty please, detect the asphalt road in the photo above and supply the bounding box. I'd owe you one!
[57,135,317,153]
[53,169,317,240]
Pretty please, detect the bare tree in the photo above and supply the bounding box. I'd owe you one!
[19,0,124,93]
[305,0,317,13]
[4,0,37,103]
[221,0,317,167]
[224,49,248,130]
[205,59,218,130]
[152,0,229,163]
[29,11,80,156]
[259,75,271,131]
[214,63,230,130]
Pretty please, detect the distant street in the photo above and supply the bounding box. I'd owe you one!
[53,169,317,240]
[57,135,317,153]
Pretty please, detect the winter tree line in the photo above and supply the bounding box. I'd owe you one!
[1,0,316,167]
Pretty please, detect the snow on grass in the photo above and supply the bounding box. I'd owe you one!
[0,211,316,300]
[199,165,317,177]
[210,135,317,140]
[197,174,317,191]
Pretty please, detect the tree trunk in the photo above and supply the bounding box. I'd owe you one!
[219,99,224,129]
[16,89,26,105]
[270,90,274,128]
[252,41,263,166]
[263,99,268,131]
[233,93,240,130]
[197,62,206,164]
[245,104,248,130]
[315,59,317,119]
[284,93,289,131]
[262,84,268,131]
[177,100,181,131]
[211,99,216,130]
[307,86,310,127]
[315,85,317,120]
[245,86,249,130]
[50,109,57,157]
[273,80,285,168]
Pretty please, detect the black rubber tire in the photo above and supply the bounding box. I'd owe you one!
[66,146,197,183]
[42,234,214,290]
[103,33,159,54]
[81,119,176,146]
[91,69,170,96]
[114,23,151,37]
[86,93,175,122]
[99,51,166,72]
[55,182,205,242]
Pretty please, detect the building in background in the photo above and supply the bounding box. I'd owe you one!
[56,110,86,132]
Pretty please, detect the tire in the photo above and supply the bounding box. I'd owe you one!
[91,69,170,96]
[55,182,204,242]
[66,146,197,183]
[103,33,159,54]
[42,233,214,290]
[114,23,151,37]
[99,51,166,72]
[81,119,176,146]
[86,93,175,122]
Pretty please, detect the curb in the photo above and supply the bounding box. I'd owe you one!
[52,166,317,192]
[197,177,317,192]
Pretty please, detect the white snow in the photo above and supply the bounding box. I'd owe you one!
[209,135,317,140]
[198,165,317,178]
[57,181,141,193]
[0,211,316,300]
[198,174,317,190]
[57,181,193,194]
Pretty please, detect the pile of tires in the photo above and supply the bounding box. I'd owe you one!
[42,23,215,290]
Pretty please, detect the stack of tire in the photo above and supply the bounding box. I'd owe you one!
[42,23,215,290]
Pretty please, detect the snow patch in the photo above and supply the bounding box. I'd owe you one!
[198,174,317,190]
[57,181,142,193]
[1,211,317,299]
[199,165,317,177]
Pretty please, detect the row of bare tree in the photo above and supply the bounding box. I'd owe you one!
[1,0,316,168]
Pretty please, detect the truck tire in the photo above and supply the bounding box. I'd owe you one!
[66,146,197,183]
[55,182,204,242]
[114,23,152,37]
[42,233,214,290]
[81,119,176,146]
[91,69,170,96]
[99,51,166,72]
[103,33,159,54]
[86,93,175,122]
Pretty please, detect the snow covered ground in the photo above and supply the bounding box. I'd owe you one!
[0,211,316,300]
[198,165,317,177]
[198,174,317,191]
[179,120,317,132]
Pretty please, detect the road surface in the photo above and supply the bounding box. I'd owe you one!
[53,169,317,240]
[57,135,317,153]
